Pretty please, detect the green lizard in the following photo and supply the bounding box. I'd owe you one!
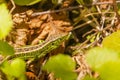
[6,32,71,60]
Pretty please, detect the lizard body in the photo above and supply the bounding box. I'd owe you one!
[7,33,70,60]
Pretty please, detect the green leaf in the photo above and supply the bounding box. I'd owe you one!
[13,0,42,6]
[0,61,12,75]
[86,47,119,70]
[42,54,77,80]
[0,61,14,80]
[0,40,14,55]
[0,0,5,3]
[10,58,26,78]
[102,30,120,53]
[98,61,120,80]
[0,59,26,80]
[0,2,13,39]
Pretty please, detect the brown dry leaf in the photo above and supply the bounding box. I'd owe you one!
[14,29,29,47]
[8,2,73,47]
[12,11,72,46]
[28,14,48,29]
[31,23,50,45]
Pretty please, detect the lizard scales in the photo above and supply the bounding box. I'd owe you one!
[7,33,69,60]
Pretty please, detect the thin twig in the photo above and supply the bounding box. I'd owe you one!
[85,12,115,17]
[72,20,94,31]
[31,5,83,17]
[75,32,98,49]
[82,29,97,38]
[31,1,120,17]
[9,0,16,13]
[87,9,100,28]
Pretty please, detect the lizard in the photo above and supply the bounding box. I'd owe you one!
[6,32,71,60]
